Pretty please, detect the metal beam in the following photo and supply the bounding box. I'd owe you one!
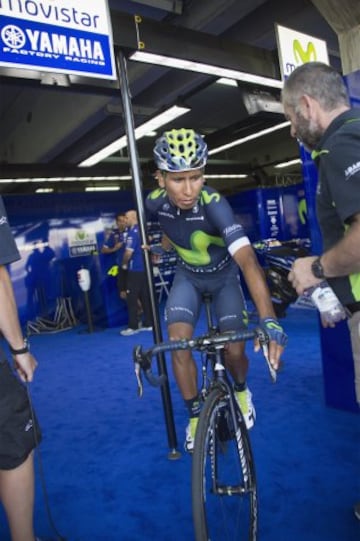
[110,11,281,80]
[130,0,183,15]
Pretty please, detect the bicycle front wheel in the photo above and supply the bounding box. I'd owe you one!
[192,385,257,541]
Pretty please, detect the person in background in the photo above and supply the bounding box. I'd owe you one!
[101,213,128,299]
[120,210,153,336]
[281,61,360,520]
[0,196,42,541]
[146,128,287,451]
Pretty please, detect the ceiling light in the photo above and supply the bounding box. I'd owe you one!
[130,51,283,89]
[274,158,302,169]
[36,188,54,193]
[204,174,248,179]
[208,121,291,155]
[216,78,238,87]
[85,186,121,192]
[79,104,190,167]
[1,175,133,183]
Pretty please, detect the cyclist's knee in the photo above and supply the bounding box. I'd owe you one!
[168,321,193,341]
[226,342,247,364]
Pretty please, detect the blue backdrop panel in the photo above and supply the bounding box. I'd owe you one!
[281,183,309,240]
[228,184,309,243]
[4,191,135,328]
[227,189,260,242]
[319,317,358,412]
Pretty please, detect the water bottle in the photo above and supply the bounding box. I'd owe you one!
[306,281,346,324]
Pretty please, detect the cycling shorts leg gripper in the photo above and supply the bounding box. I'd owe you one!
[213,271,248,332]
[165,271,201,326]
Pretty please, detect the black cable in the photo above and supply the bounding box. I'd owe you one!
[26,382,67,541]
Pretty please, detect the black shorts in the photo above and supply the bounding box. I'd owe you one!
[0,361,42,470]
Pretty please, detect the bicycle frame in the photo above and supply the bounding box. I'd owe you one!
[133,295,273,541]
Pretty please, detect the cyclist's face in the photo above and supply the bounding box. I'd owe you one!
[159,169,205,210]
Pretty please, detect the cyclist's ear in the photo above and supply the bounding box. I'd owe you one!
[155,169,165,188]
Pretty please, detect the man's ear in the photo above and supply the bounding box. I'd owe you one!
[157,173,165,188]
[301,94,316,119]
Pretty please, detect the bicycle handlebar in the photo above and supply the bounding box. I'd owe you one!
[133,327,276,397]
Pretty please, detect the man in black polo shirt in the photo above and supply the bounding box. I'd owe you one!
[282,61,360,519]
[0,196,42,540]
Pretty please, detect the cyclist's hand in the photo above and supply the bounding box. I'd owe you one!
[255,317,287,370]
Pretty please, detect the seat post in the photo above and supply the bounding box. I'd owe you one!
[202,293,215,331]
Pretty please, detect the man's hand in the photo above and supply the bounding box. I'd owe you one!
[255,317,287,370]
[12,351,38,382]
[288,256,321,295]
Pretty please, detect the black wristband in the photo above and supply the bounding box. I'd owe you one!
[10,339,29,355]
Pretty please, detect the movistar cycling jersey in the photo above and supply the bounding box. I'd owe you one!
[313,108,360,304]
[146,185,250,274]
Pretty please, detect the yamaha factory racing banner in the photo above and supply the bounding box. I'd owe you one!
[0,0,116,79]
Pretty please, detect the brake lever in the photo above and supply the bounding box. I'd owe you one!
[134,362,144,397]
[257,329,277,383]
[133,345,147,398]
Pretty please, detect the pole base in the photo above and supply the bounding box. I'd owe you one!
[167,448,181,460]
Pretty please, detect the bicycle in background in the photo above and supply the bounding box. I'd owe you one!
[134,294,277,541]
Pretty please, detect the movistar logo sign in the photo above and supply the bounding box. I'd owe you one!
[278,25,328,78]
[293,40,317,63]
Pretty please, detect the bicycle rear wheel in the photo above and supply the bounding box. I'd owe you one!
[192,385,257,541]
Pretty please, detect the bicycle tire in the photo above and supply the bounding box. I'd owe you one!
[192,385,258,541]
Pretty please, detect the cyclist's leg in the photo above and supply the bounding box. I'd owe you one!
[165,270,201,398]
[165,270,201,449]
[213,266,249,379]
[213,267,255,428]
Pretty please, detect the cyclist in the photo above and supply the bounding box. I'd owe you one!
[146,128,287,451]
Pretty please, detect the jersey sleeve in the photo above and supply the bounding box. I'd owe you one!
[324,133,360,223]
[145,188,167,219]
[202,188,250,255]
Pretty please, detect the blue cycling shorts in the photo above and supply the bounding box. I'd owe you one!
[165,262,248,331]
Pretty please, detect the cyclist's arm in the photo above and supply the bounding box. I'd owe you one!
[161,233,173,252]
[233,245,276,319]
[233,245,285,369]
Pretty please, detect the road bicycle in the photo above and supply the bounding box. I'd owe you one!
[133,294,276,541]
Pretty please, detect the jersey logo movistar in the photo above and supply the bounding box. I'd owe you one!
[311,149,329,160]
[148,188,166,200]
[173,230,225,266]
[200,190,220,205]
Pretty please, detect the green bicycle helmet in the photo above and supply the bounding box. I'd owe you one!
[153,128,208,172]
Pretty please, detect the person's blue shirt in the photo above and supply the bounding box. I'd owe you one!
[125,224,144,271]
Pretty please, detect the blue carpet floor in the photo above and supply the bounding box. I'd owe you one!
[0,306,359,540]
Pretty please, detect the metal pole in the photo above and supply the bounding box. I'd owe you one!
[83,290,94,333]
[116,50,179,458]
